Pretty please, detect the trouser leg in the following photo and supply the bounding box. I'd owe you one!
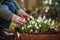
[0,2,16,40]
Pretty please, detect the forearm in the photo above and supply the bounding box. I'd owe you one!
[17,9,25,15]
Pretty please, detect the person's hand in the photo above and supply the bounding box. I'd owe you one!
[17,9,29,18]
[12,14,26,25]
[14,17,26,25]
[19,13,29,18]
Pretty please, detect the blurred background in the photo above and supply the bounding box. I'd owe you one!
[17,0,60,20]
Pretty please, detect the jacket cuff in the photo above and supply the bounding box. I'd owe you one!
[17,9,25,15]
[12,14,18,22]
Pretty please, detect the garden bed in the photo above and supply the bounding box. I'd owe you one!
[15,29,60,40]
[20,34,60,40]
[15,15,60,40]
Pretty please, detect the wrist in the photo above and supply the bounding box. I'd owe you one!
[12,14,18,22]
[17,9,25,15]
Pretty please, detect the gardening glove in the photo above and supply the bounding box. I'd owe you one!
[12,14,26,25]
[17,9,29,18]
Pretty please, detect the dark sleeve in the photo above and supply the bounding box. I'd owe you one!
[9,0,21,10]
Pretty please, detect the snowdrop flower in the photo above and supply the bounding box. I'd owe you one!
[48,18,51,22]
[22,27,24,30]
[30,29,33,32]
[31,20,35,24]
[37,17,43,22]
[44,20,48,24]
[36,26,39,29]
[27,25,32,28]
[51,20,55,26]
[29,21,32,24]
[35,23,37,27]
[34,23,39,29]
[39,25,41,27]
[37,19,40,22]
[43,0,48,4]
[42,15,46,21]
[38,16,42,20]
[37,19,42,22]
[30,16,34,20]
[44,20,48,23]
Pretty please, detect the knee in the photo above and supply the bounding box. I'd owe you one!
[5,2,14,6]
[5,2,16,13]
[1,5,9,10]
[5,2,16,8]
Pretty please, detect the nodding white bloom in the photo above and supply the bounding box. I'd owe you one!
[22,27,24,30]
[48,18,51,22]
[37,19,42,22]
[48,19,52,25]
[31,20,35,24]
[35,23,37,27]
[30,16,34,20]
[35,23,39,29]
[27,18,30,21]
[27,25,32,28]
[29,21,32,24]
[35,30,38,33]
[44,20,48,24]
[39,25,41,27]
[38,16,42,20]
[42,15,46,20]
[37,17,42,22]
[36,26,39,29]
[51,20,55,26]
[43,0,48,4]
[30,29,33,32]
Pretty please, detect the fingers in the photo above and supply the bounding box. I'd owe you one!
[18,19,26,25]
[20,17,26,23]
[13,12,30,25]
[19,13,29,18]
[14,17,26,25]
[16,21,24,25]
[20,14,25,18]
[23,13,29,18]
